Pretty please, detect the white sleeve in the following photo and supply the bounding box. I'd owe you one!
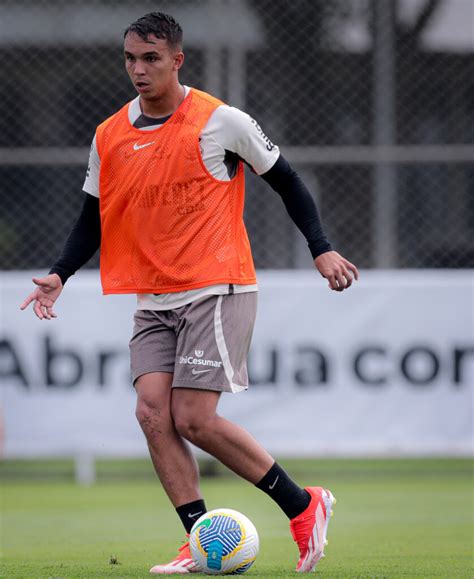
[82,134,100,198]
[204,106,280,175]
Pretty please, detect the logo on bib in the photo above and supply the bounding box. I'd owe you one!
[133,141,155,151]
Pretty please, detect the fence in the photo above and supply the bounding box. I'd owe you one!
[1,0,473,271]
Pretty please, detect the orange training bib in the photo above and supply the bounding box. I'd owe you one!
[95,88,256,294]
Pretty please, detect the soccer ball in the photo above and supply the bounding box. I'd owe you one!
[189,508,259,575]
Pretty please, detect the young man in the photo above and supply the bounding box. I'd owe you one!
[21,12,358,574]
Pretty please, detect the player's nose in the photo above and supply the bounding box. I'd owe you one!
[133,60,147,75]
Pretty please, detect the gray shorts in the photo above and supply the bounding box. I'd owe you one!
[129,293,257,393]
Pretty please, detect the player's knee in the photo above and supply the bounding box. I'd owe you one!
[173,412,210,445]
[135,398,171,438]
[135,400,152,427]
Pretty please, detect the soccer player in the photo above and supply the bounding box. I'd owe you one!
[21,12,358,574]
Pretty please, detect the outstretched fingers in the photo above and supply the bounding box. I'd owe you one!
[20,291,37,311]
[21,275,62,320]
[36,298,57,320]
[33,299,45,320]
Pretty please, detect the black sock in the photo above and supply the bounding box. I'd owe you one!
[255,462,311,520]
[176,499,207,534]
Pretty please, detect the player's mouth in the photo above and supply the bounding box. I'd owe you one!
[135,81,151,92]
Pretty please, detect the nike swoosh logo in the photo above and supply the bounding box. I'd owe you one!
[133,141,155,151]
[269,475,279,490]
[188,511,203,518]
[192,368,212,375]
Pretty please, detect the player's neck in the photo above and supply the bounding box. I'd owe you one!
[139,83,186,119]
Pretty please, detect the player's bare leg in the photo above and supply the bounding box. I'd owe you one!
[171,387,335,573]
[136,374,210,574]
[135,373,202,506]
[171,388,274,483]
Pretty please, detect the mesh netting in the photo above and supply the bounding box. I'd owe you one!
[2,0,473,270]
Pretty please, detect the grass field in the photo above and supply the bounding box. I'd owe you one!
[1,458,472,578]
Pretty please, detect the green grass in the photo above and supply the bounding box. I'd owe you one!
[1,459,473,578]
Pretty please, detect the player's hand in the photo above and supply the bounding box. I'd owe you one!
[314,251,359,292]
[20,274,63,320]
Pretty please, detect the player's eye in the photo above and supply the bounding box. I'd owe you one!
[125,54,135,62]
[145,55,158,62]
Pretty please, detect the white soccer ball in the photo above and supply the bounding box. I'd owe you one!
[189,508,259,575]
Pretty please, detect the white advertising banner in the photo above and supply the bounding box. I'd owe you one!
[1,270,473,457]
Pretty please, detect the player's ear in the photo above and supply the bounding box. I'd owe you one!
[173,51,184,71]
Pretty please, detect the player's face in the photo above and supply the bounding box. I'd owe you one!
[124,33,184,99]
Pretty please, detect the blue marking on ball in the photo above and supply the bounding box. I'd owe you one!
[198,514,242,557]
[207,539,224,570]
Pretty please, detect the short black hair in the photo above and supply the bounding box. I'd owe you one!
[124,12,183,49]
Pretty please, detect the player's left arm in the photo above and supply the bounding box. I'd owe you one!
[219,107,358,291]
[260,155,359,292]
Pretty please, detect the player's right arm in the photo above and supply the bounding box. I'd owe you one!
[21,136,101,319]
[20,273,63,320]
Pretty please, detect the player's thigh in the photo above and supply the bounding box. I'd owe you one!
[172,292,257,393]
[129,309,177,387]
[129,309,177,419]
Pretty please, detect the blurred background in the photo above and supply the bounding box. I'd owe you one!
[1,0,473,470]
[1,1,473,576]
[1,0,473,271]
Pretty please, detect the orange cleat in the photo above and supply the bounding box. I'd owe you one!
[150,538,200,575]
[289,486,336,573]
